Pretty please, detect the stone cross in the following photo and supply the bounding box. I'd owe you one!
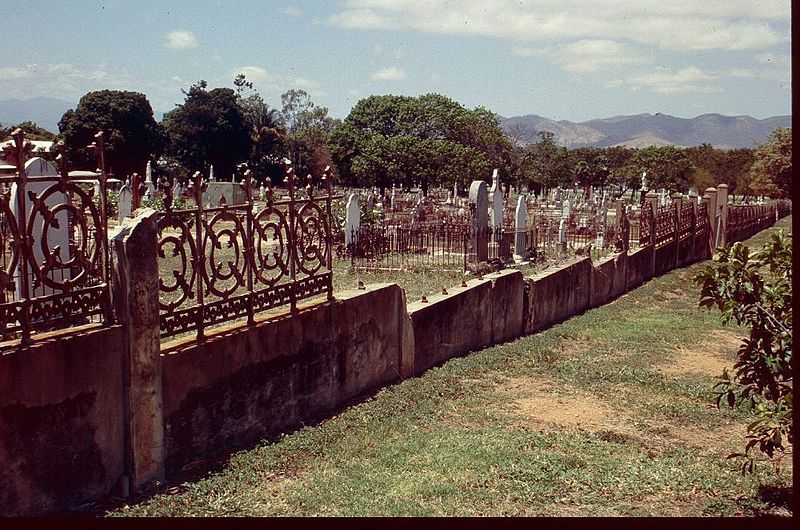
[11,157,71,298]
[345,193,360,246]
[514,196,527,258]
[468,180,489,262]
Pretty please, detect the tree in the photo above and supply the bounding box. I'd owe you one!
[630,146,694,192]
[280,89,338,182]
[58,90,164,177]
[519,131,570,192]
[685,144,755,195]
[747,128,791,198]
[329,93,512,194]
[694,231,792,474]
[234,74,286,184]
[2,121,56,141]
[162,80,251,181]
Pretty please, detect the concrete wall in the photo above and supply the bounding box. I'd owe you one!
[0,325,126,516]
[408,269,524,375]
[160,283,413,472]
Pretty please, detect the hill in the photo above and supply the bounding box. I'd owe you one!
[0,97,75,134]
[500,112,791,149]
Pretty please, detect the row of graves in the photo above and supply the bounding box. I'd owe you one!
[337,171,646,273]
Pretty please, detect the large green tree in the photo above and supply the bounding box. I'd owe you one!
[280,89,339,182]
[630,145,694,193]
[58,90,164,177]
[162,80,252,181]
[518,131,570,192]
[747,128,791,198]
[329,93,512,194]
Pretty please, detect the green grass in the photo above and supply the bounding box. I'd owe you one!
[113,215,792,516]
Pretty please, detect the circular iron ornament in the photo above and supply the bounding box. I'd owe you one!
[25,183,102,291]
[157,213,198,311]
[202,210,247,298]
[0,191,20,293]
[253,206,290,286]
[294,201,328,276]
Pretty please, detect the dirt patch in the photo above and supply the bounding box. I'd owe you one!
[493,376,626,432]
[659,329,743,377]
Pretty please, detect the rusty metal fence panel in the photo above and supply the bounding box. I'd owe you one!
[0,130,114,346]
[156,163,337,341]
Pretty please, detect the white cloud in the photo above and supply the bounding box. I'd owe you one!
[328,8,393,29]
[628,66,722,94]
[371,67,406,81]
[329,1,789,51]
[553,40,652,73]
[165,30,198,50]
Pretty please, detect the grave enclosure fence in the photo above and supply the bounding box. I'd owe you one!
[156,163,338,341]
[0,130,114,345]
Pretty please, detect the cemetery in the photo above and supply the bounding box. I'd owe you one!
[0,129,792,515]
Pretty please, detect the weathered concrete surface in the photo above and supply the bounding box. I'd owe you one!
[160,283,412,472]
[408,277,493,374]
[110,208,164,491]
[654,241,676,276]
[588,254,618,309]
[524,257,591,334]
[625,246,653,290]
[487,269,524,344]
[0,325,126,516]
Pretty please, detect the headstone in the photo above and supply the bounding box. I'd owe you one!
[345,193,360,246]
[172,178,182,198]
[118,184,132,221]
[453,180,458,200]
[209,164,215,182]
[366,193,375,210]
[489,169,503,230]
[514,196,527,259]
[11,157,70,298]
[468,180,489,262]
[144,160,156,198]
[562,199,571,219]
[259,183,266,201]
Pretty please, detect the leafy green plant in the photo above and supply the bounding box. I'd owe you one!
[694,230,792,474]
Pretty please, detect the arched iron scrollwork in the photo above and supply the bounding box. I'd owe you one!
[156,161,340,341]
[0,130,114,346]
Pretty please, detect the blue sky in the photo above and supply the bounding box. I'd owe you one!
[0,0,791,121]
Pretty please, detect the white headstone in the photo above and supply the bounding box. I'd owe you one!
[145,160,156,198]
[468,180,489,262]
[345,193,360,246]
[562,199,571,219]
[118,184,132,221]
[489,169,503,230]
[259,183,265,201]
[209,164,215,182]
[11,157,71,298]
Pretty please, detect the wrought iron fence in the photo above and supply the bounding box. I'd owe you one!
[156,162,338,341]
[654,205,675,249]
[1,130,113,345]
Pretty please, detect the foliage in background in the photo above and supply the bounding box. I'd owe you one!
[329,93,513,194]
[747,128,792,199]
[57,90,164,177]
[695,230,792,474]
[162,81,251,182]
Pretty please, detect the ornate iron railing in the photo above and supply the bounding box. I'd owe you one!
[638,207,653,247]
[654,206,675,249]
[677,203,695,241]
[0,130,113,345]
[156,162,337,341]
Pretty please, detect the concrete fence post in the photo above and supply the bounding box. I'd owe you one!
[716,183,728,247]
[703,188,717,256]
[672,192,682,268]
[645,190,658,277]
[110,208,165,494]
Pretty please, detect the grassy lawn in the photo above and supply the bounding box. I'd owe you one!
[110,215,792,517]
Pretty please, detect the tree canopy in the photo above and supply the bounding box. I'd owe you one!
[329,93,513,193]
[58,90,164,177]
[162,80,252,181]
[747,128,791,198]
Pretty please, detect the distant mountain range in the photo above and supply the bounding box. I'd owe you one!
[500,112,791,149]
[0,97,75,133]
